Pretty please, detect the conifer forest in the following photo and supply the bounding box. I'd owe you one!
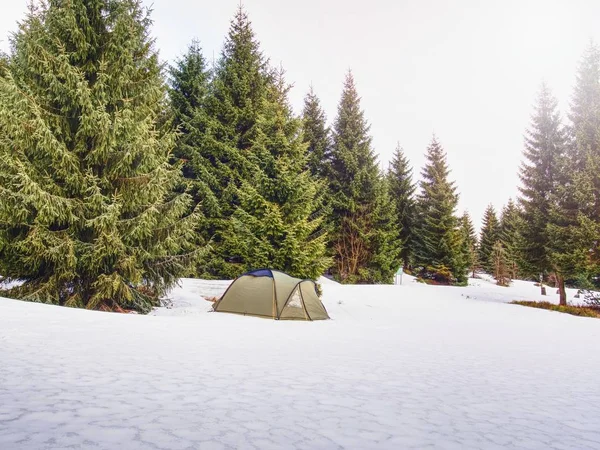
[1,0,600,313]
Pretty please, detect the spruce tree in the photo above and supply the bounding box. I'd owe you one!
[518,84,566,284]
[168,41,223,278]
[478,204,500,274]
[328,71,400,283]
[557,41,600,297]
[194,6,273,277]
[413,136,464,284]
[499,199,524,279]
[388,144,416,269]
[228,69,329,279]
[544,44,600,304]
[0,0,199,313]
[302,86,331,180]
[458,212,478,279]
[367,178,402,282]
[168,40,218,214]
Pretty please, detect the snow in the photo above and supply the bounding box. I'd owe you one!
[1,275,600,449]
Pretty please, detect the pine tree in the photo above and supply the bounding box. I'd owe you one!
[0,0,199,313]
[499,199,524,279]
[458,212,478,279]
[328,71,400,283]
[302,86,331,179]
[228,68,330,279]
[388,144,416,269]
[478,204,500,273]
[518,84,566,285]
[413,136,464,284]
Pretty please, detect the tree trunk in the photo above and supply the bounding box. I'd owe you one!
[539,274,546,295]
[557,274,567,306]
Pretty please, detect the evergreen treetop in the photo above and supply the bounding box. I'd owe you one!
[330,71,379,206]
[302,86,331,179]
[569,41,600,168]
[209,6,271,155]
[168,41,221,215]
[169,40,212,126]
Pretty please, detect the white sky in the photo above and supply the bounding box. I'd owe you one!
[2,0,600,229]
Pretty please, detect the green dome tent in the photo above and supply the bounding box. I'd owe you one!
[213,269,329,320]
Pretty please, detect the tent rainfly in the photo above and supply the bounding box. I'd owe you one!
[213,269,329,320]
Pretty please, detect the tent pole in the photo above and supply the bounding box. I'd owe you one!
[298,284,311,321]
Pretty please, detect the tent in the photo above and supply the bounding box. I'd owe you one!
[213,269,329,320]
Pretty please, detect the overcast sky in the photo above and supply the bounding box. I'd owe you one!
[2,0,600,229]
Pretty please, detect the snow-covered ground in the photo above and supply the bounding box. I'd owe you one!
[1,275,600,449]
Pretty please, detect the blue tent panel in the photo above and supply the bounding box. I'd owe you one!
[245,269,273,278]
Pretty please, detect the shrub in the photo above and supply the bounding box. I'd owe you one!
[511,301,600,319]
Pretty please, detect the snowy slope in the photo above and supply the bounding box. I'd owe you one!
[463,273,584,305]
[1,277,600,450]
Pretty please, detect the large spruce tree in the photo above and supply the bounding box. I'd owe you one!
[168,8,329,280]
[302,86,331,180]
[388,144,416,269]
[328,72,400,283]
[518,84,566,282]
[561,42,600,292]
[413,136,464,284]
[191,6,273,278]
[228,69,329,279]
[478,204,500,273]
[0,0,199,313]
[544,43,600,305]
